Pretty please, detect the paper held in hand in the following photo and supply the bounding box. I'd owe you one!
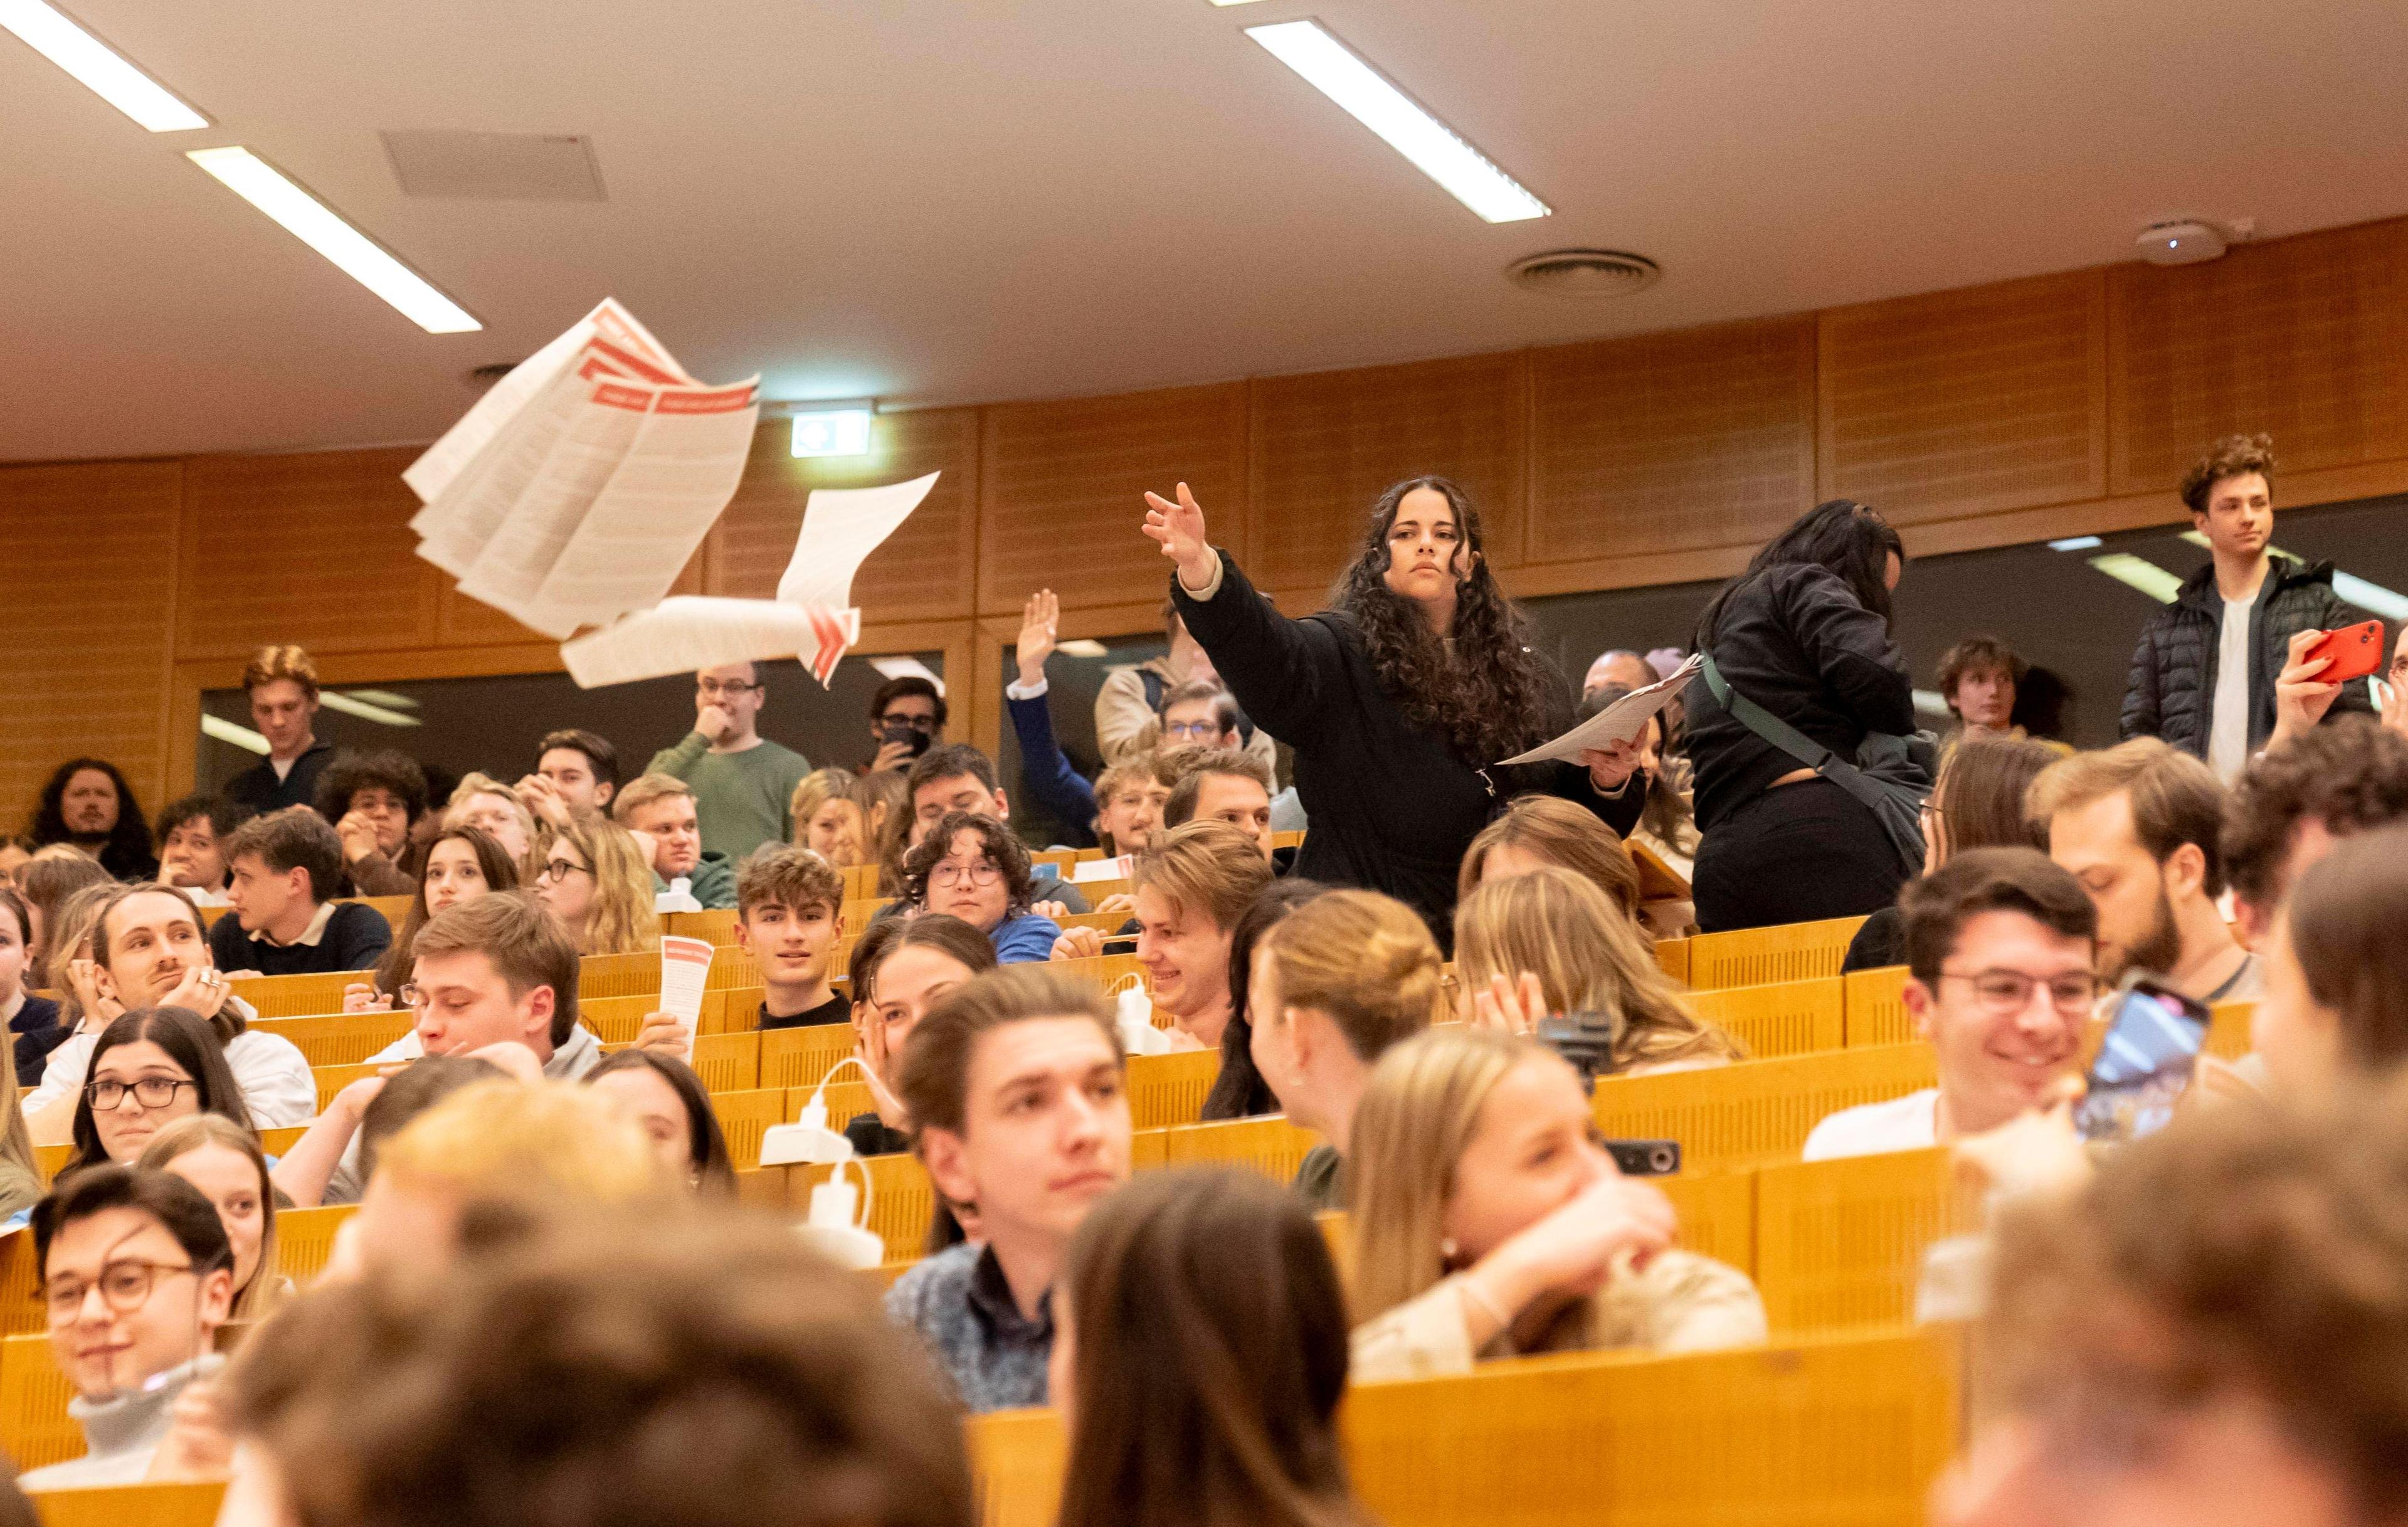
[1493,653,1704,767]
[657,934,717,1045]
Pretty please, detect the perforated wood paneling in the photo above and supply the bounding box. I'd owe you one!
[0,461,182,824]
[2111,217,2408,497]
[1247,352,1528,591]
[179,448,438,658]
[1529,317,1817,563]
[1821,270,2106,522]
[978,382,1247,613]
[711,409,980,623]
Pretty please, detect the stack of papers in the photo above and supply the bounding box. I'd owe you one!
[405,299,939,689]
[1494,653,1704,766]
[405,299,761,643]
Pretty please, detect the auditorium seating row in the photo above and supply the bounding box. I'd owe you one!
[11,1322,1962,1527]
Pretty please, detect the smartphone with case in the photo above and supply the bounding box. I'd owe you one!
[2303,620,2385,684]
[2074,975,2209,1143]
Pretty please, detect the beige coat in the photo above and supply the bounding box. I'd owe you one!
[1350,1249,1766,1384]
[1095,659,1281,778]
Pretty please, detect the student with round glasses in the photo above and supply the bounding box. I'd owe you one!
[532,808,659,957]
[61,1007,254,1177]
[21,1166,236,1488]
[898,810,1059,964]
[1805,848,2100,1161]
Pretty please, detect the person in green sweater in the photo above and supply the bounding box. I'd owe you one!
[645,663,812,864]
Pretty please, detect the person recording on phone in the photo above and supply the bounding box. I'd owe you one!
[1803,848,2098,1161]
[2120,433,2372,781]
[2029,739,2260,1006]
[868,675,945,774]
[21,1166,236,1488]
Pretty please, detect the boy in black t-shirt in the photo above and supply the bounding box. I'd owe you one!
[737,845,848,1030]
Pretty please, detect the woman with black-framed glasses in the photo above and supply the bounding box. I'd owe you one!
[64,1007,253,1176]
[534,808,660,958]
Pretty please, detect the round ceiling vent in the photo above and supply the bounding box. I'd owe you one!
[1506,248,1661,298]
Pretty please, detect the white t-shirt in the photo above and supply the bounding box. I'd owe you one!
[1800,1089,1940,1162]
[2208,590,2258,783]
[30,1028,318,1129]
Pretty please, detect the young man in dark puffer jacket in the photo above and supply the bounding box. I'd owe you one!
[2120,433,2372,781]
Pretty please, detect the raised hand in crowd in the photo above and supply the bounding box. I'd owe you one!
[1142,482,1217,588]
[1016,588,1061,689]
[2265,627,2344,754]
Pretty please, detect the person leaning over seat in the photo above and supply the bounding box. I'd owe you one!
[1143,475,1644,938]
[1346,1026,1764,1381]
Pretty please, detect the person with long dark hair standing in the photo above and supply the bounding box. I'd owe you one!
[1682,500,1921,932]
[1143,476,1643,934]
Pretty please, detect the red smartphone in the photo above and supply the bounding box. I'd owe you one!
[2305,620,2385,683]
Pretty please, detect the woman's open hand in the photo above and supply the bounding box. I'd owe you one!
[1142,483,1217,590]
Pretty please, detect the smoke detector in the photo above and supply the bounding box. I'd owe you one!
[2136,220,2227,267]
[1506,248,1661,297]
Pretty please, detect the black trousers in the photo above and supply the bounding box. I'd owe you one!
[1692,777,1907,934]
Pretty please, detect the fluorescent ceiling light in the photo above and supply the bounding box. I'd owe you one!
[2088,553,2185,605]
[201,714,269,755]
[869,657,945,694]
[341,689,420,709]
[319,692,422,727]
[1912,689,1952,718]
[1244,19,1549,224]
[1057,639,1109,659]
[186,147,481,333]
[2047,536,2102,552]
[0,0,205,130]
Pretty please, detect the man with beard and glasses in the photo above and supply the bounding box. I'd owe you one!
[2028,739,2259,1007]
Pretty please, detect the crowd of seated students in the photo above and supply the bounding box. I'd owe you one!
[8,434,2408,1524]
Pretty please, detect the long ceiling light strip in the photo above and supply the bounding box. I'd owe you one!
[2087,553,2185,605]
[2178,530,2408,620]
[186,147,482,333]
[0,0,204,129]
[1243,19,1549,224]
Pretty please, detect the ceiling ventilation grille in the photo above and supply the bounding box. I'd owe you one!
[1506,249,1661,297]
[383,130,606,201]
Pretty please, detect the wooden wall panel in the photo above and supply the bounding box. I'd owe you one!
[710,408,980,623]
[2110,216,2408,497]
[0,461,183,825]
[1529,317,1818,564]
[178,448,439,660]
[1246,352,1529,593]
[978,382,1248,615]
[1820,270,2106,523]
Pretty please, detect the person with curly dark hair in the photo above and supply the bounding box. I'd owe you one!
[314,749,431,896]
[28,758,156,880]
[900,810,1057,964]
[1143,476,1643,935]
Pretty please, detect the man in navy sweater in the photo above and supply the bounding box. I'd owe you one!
[209,808,392,978]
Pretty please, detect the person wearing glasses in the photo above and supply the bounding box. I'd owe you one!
[2029,740,2261,1007]
[901,811,1060,964]
[1803,848,2099,1161]
[869,674,947,774]
[60,1007,254,1176]
[533,809,661,958]
[646,662,813,864]
[21,1166,236,1488]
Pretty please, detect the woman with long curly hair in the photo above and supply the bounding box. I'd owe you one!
[28,758,156,880]
[1143,476,1644,934]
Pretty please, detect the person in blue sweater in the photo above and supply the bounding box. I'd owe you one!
[900,811,1061,964]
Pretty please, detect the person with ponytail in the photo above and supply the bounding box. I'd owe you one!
[1144,475,1645,937]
